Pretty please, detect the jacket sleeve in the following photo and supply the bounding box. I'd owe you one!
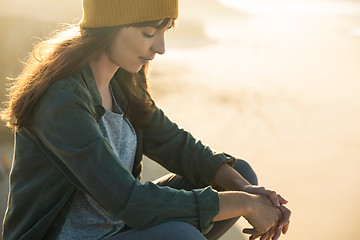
[32,83,219,233]
[143,105,236,187]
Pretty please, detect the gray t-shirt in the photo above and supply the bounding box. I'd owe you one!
[56,88,137,239]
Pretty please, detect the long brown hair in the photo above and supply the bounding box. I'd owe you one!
[1,18,172,131]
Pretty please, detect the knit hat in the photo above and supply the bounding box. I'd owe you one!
[79,0,178,28]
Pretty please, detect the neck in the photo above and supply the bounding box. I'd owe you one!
[89,51,119,92]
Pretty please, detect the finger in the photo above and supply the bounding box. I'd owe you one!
[243,228,259,235]
[268,191,280,206]
[277,194,288,205]
[260,232,269,240]
[249,235,258,240]
[245,187,280,206]
[272,227,282,240]
[278,205,291,227]
[266,232,273,240]
[267,227,277,240]
[250,186,267,195]
[282,222,290,234]
[250,234,262,240]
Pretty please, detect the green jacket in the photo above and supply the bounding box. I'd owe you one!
[2,64,235,239]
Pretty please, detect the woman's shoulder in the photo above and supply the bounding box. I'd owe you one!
[31,67,102,134]
[49,70,85,93]
[38,69,96,113]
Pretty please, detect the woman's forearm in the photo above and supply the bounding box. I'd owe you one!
[214,191,253,221]
[213,163,251,191]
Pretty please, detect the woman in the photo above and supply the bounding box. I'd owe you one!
[1,0,290,239]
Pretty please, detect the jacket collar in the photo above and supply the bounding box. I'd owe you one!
[80,62,103,106]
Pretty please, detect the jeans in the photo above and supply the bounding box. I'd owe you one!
[110,159,258,240]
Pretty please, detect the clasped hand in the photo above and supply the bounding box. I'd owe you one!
[241,185,291,240]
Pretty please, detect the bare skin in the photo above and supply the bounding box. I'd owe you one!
[90,51,118,111]
[215,192,282,237]
[214,163,291,240]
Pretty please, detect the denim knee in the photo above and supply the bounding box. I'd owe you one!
[233,159,258,185]
[112,221,206,240]
[163,221,206,240]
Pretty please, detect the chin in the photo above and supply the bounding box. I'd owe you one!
[123,65,143,74]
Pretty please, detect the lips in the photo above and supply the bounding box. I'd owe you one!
[139,57,154,64]
[144,57,154,60]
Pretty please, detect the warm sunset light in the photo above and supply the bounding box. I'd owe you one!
[0,0,360,240]
[219,0,360,16]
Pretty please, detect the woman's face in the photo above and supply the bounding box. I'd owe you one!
[106,19,174,73]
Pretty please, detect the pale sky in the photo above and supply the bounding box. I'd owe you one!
[219,0,360,17]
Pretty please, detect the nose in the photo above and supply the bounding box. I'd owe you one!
[151,34,165,55]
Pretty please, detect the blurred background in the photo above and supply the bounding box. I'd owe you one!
[1,0,360,239]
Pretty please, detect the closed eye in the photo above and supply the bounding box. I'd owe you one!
[143,32,154,38]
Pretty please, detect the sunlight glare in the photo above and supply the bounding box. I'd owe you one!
[219,0,360,17]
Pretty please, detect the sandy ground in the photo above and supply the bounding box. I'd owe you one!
[1,0,360,239]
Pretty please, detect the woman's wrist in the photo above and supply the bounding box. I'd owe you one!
[233,179,252,191]
[238,191,257,218]
[215,191,255,221]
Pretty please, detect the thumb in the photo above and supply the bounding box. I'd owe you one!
[243,228,259,235]
[269,193,280,206]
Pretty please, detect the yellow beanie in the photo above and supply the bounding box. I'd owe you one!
[79,0,178,28]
